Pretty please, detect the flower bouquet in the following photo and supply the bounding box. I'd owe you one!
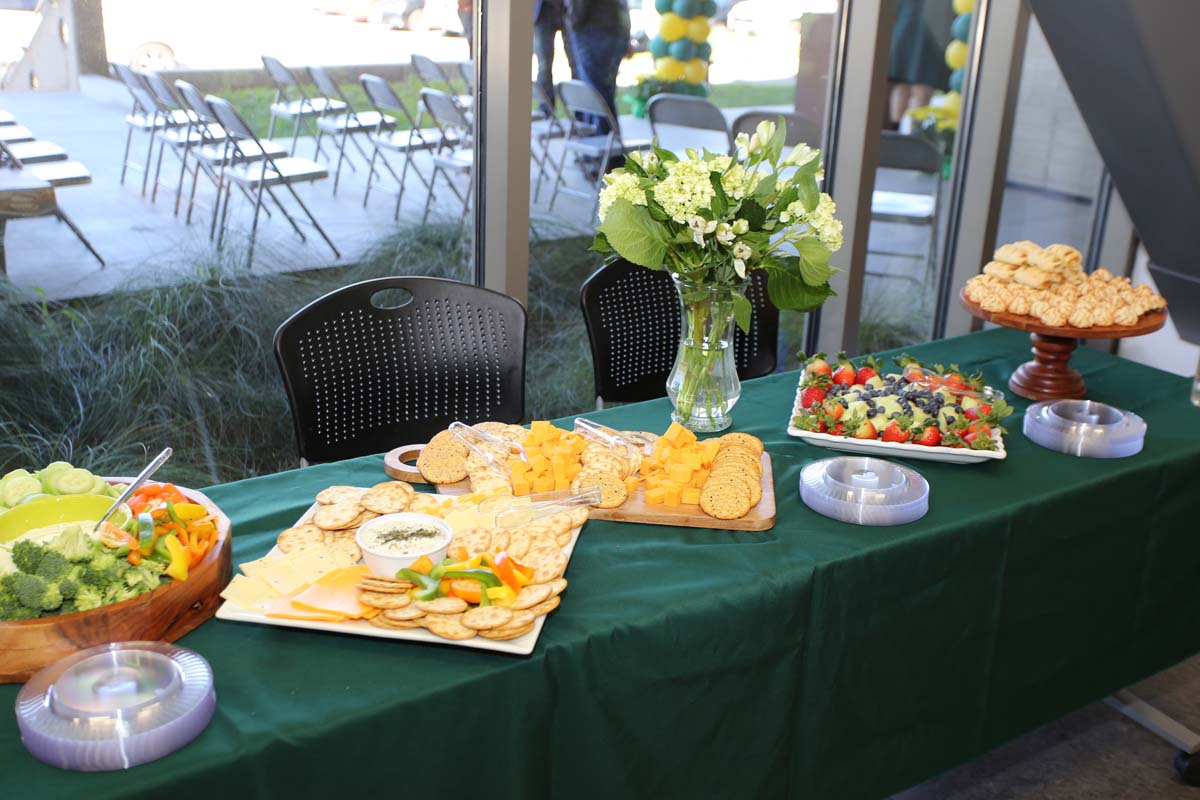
[590,118,844,431]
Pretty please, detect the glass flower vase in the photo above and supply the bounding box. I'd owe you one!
[666,277,742,432]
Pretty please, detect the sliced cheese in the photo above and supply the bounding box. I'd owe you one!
[289,565,375,619]
[240,556,308,595]
[286,547,357,584]
[264,594,347,623]
[220,574,280,610]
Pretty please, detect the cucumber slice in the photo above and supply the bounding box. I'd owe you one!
[90,475,109,496]
[106,482,127,499]
[2,476,45,507]
[16,492,51,506]
[51,468,98,496]
[36,461,73,490]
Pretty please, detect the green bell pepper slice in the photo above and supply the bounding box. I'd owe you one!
[398,568,442,601]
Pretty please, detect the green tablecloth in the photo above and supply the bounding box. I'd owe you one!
[4,328,1200,800]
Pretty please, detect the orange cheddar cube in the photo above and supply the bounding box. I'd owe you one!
[678,450,704,468]
[533,475,555,494]
[681,487,701,505]
[668,464,694,484]
[554,477,570,491]
[624,476,640,495]
[645,486,667,505]
[512,477,531,496]
[663,484,682,507]
[690,469,710,488]
[702,439,721,462]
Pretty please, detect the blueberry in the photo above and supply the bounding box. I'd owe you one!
[891,411,901,418]
[867,408,877,417]
[946,415,955,424]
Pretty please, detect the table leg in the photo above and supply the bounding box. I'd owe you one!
[0,218,6,276]
[1008,332,1087,401]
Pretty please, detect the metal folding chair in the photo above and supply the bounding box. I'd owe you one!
[142,71,222,208]
[360,74,451,220]
[648,93,734,154]
[868,131,943,285]
[0,109,15,126]
[261,56,347,158]
[205,95,340,266]
[308,66,388,195]
[0,126,34,144]
[411,54,472,113]
[0,141,104,268]
[418,88,473,225]
[730,110,823,147]
[111,62,189,195]
[530,80,569,203]
[548,80,652,218]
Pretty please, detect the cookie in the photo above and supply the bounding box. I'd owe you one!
[416,596,469,615]
[360,481,414,514]
[461,605,514,630]
[316,485,367,505]
[511,582,553,610]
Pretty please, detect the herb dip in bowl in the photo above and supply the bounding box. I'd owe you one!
[355,513,451,577]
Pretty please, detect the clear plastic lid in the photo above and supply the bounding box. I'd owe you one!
[1023,399,1146,459]
[799,456,930,526]
[16,641,215,772]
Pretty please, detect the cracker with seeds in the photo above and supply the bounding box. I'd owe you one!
[417,432,469,484]
[572,470,627,508]
[718,432,764,456]
[700,483,752,520]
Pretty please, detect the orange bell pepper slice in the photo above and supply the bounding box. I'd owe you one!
[491,553,523,592]
[447,579,482,604]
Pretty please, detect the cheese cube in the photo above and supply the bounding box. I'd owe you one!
[663,484,682,506]
[645,487,667,505]
[681,487,701,505]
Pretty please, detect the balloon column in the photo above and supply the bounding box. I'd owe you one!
[944,0,973,111]
[648,0,717,96]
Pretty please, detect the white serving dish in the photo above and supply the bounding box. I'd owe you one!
[355,512,451,576]
[786,385,1008,464]
[215,497,580,656]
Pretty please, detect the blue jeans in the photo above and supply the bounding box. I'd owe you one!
[566,27,626,135]
[535,2,574,115]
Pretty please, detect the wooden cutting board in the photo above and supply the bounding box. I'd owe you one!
[383,444,776,531]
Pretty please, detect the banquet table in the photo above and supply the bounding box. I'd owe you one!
[4,327,1200,800]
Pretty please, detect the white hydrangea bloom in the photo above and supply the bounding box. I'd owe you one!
[732,219,749,235]
[688,215,717,245]
[597,171,647,222]
[654,158,716,223]
[779,192,843,251]
[784,143,819,167]
[715,222,735,245]
[734,132,751,159]
[720,163,762,200]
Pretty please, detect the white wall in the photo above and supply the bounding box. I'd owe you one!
[1117,244,1200,378]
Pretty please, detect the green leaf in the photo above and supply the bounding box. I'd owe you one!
[589,232,611,254]
[646,193,670,222]
[710,172,729,217]
[768,116,787,163]
[732,291,752,334]
[739,199,767,231]
[598,200,668,269]
[753,173,777,201]
[797,175,819,214]
[652,142,678,164]
[762,261,836,313]
[796,239,838,286]
[623,158,647,178]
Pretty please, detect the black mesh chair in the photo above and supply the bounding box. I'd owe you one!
[579,260,778,407]
[275,277,527,464]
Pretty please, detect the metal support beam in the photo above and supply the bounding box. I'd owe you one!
[934,0,1029,338]
[476,0,532,306]
[1086,172,1138,352]
[809,0,895,355]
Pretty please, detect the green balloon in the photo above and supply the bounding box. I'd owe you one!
[669,39,697,61]
[948,67,964,92]
[695,41,712,60]
[699,0,718,16]
[673,0,700,17]
[951,12,972,43]
[650,35,670,59]
[655,0,673,13]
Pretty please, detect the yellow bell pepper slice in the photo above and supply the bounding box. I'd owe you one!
[172,503,209,522]
[486,585,517,607]
[163,534,190,582]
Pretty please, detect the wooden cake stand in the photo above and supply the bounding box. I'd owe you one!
[960,291,1168,401]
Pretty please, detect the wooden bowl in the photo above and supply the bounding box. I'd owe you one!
[0,484,232,683]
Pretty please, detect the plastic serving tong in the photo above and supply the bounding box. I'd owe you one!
[573,418,654,458]
[448,421,528,475]
[477,487,601,529]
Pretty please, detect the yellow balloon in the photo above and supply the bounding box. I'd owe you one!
[682,58,708,85]
[687,17,710,43]
[942,91,962,114]
[952,0,973,14]
[655,57,685,82]
[945,40,968,71]
[659,13,688,41]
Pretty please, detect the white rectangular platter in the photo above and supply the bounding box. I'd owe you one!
[786,385,1008,465]
[215,498,581,656]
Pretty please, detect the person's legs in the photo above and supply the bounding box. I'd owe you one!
[534,16,558,115]
[908,84,934,111]
[889,82,912,126]
[567,27,627,135]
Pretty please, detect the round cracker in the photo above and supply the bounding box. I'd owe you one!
[572,470,627,509]
[555,529,573,548]
[700,483,752,520]
[277,524,325,554]
[461,605,514,630]
[547,578,568,596]
[368,614,422,630]
[448,528,492,560]
[490,529,511,552]
[359,590,412,609]
[316,485,367,505]
[479,623,535,641]
[312,501,364,531]
[505,529,532,560]
[382,606,426,621]
[415,596,469,614]
[511,582,553,610]
[528,595,561,616]
[356,580,410,594]
[719,432,764,455]
[407,493,445,515]
[522,546,568,583]
[421,613,477,640]
[540,512,573,538]
[360,482,414,514]
[566,507,589,528]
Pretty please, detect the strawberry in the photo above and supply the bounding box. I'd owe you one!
[829,421,846,436]
[831,352,856,386]
[799,351,832,379]
[821,399,844,421]
[894,354,926,384]
[800,384,827,409]
[912,425,942,447]
[851,419,877,440]
[881,416,912,443]
[854,356,882,386]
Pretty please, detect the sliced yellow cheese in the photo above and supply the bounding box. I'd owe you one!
[286,547,357,584]
[289,565,375,619]
[240,556,307,595]
[220,574,280,610]
[264,594,347,623]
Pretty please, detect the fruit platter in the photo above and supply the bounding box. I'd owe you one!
[0,462,231,682]
[787,353,1013,464]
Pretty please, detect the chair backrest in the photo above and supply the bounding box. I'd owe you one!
[730,110,822,148]
[110,62,157,114]
[579,260,778,403]
[558,79,620,137]
[141,70,183,111]
[205,95,254,142]
[532,80,556,115]
[421,88,470,136]
[262,55,302,92]
[878,130,941,174]
[308,65,346,105]
[412,53,453,87]
[274,276,527,463]
[175,80,214,122]
[458,60,474,92]
[648,93,733,154]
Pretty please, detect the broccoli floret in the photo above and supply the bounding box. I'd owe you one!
[57,575,79,600]
[0,587,37,621]
[7,573,62,611]
[11,539,46,574]
[88,550,117,573]
[80,551,129,588]
[53,524,96,562]
[74,584,103,611]
[34,548,69,582]
[57,599,78,615]
[104,582,143,605]
[123,560,167,593]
